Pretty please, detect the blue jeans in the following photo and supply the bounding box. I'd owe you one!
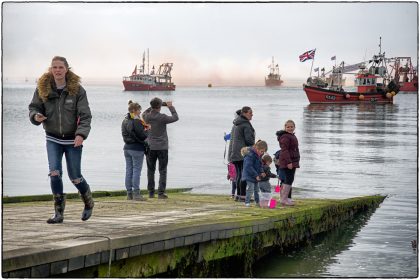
[46,140,89,195]
[124,149,145,192]
[245,181,259,204]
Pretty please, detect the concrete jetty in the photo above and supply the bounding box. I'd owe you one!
[2,189,385,277]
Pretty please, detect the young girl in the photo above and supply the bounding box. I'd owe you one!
[241,140,268,207]
[121,100,150,201]
[227,162,237,199]
[278,120,300,206]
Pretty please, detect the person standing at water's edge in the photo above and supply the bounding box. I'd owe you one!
[122,100,150,201]
[142,97,179,199]
[229,106,256,202]
[28,56,94,223]
[278,120,300,206]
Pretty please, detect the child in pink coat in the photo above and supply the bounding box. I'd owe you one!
[227,162,237,199]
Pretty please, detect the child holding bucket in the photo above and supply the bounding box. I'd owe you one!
[241,140,267,207]
[259,154,279,207]
[277,120,300,206]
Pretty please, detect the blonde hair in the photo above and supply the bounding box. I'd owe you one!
[254,140,268,152]
[128,100,141,112]
[284,119,296,129]
[262,154,272,163]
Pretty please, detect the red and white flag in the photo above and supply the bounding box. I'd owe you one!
[299,49,316,62]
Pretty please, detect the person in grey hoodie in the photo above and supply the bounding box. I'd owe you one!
[228,106,256,201]
[142,97,179,199]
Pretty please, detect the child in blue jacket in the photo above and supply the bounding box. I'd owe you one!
[241,140,268,207]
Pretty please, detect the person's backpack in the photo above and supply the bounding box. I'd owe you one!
[273,150,281,168]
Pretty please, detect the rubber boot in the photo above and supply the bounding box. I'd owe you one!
[47,193,66,224]
[80,187,94,221]
[133,189,146,201]
[287,187,294,203]
[281,184,294,206]
[127,190,133,200]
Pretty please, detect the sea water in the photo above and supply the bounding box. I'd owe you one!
[2,83,418,277]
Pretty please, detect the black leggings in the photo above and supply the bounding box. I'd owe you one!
[282,168,296,185]
[232,160,247,196]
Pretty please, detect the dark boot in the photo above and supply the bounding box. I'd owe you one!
[80,187,94,221]
[127,190,133,200]
[133,189,146,201]
[47,193,66,224]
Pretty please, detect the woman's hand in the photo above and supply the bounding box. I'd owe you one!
[74,135,84,147]
[287,163,293,169]
[34,113,47,123]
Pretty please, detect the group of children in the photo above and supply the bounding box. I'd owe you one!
[227,120,299,208]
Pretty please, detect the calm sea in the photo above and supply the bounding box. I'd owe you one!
[2,83,418,277]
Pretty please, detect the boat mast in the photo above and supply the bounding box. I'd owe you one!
[147,48,149,74]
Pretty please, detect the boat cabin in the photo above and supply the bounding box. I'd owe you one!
[354,73,379,93]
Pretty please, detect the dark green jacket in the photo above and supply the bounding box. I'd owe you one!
[28,71,92,139]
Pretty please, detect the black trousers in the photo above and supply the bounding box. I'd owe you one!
[232,160,247,197]
[146,150,168,195]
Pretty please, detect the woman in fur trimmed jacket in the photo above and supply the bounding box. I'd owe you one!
[28,56,94,224]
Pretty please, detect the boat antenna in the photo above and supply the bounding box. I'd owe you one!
[147,48,149,74]
[379,36,382,55]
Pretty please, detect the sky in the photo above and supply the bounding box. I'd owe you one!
[2,1,418,86]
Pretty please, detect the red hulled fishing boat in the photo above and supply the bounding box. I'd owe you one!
[388,57,418,93]
[123,49,175,91]
[303,38,399,104]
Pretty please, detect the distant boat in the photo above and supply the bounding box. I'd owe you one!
[208,83,212,88]
[265,57,283,87]
[122,49,175,91]
[388,57,418,93]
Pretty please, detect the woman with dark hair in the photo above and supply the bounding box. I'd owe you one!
[228,106,256,201]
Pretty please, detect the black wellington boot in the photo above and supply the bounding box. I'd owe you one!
[80,187,94,221]
[47,193,66,224]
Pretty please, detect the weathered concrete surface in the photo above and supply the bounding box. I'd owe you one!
[2,192,385,277]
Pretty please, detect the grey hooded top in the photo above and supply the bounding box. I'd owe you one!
[228,115,255,162]
[142,106,179,150]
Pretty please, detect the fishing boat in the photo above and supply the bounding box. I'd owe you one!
[122,49,175,91]
[303,38,399,104]
[265,57,283,87]
[388,57,418,93]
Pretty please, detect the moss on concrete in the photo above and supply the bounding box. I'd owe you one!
[62,194,385,277]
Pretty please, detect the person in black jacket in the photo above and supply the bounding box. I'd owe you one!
[228,106,256,202]
[121,100,150,201]
[29,56,93,224]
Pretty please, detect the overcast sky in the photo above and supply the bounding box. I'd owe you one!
[2,2,418,86]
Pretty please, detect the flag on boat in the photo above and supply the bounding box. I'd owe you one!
[331,56,336,61]
[132,65,137,75]
[314,67,319,72]
[299,49,316,62]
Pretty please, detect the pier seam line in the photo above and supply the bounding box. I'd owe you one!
[73,235,112,278]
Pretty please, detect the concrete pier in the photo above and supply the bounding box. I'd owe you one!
[2,190,385,277]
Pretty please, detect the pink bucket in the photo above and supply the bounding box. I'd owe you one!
[269,199,277,208]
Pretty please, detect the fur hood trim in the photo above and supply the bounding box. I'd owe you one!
[241,146,251,157]
[37,70,81,102]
